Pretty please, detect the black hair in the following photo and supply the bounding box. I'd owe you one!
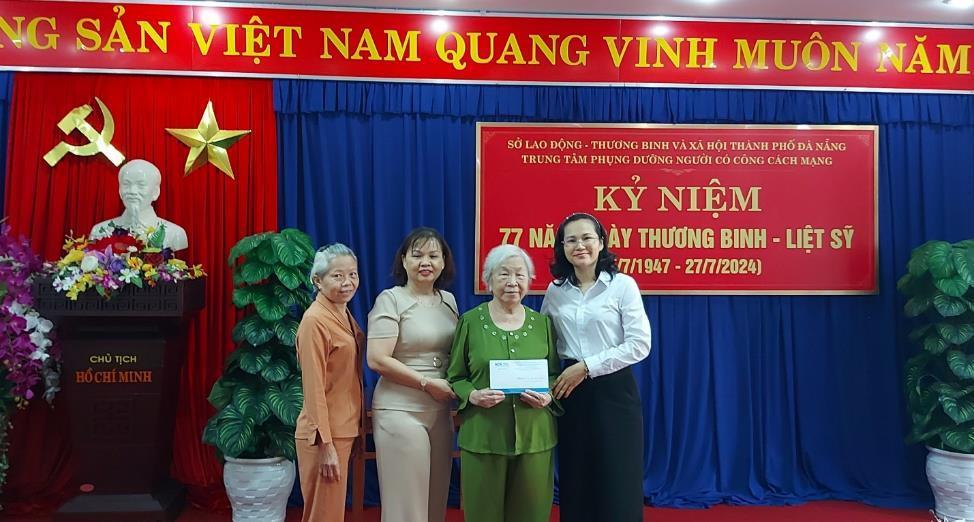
[549,212,618,286]
[391,227,456,290]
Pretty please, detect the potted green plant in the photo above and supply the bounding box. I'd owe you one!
[203,229,315,522]
[900,239,974,521]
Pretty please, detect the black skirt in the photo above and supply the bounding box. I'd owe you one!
[558,362,644,522]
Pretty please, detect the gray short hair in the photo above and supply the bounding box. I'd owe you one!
[310,243,357,284]
[481,244,535,290]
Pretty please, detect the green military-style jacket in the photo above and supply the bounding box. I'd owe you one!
[447,303,563,455]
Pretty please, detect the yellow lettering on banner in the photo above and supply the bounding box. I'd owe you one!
[734,39,769,70]
[560,35,588,66]
[187,22,221,56]
[320,27,352,59]
[937,44,971,74]
[136,21,169,53]
[528,34,558,65]
[876,42,906,72]
[938,44,971,74]
[274,26,302,58]
[102,6,134,53]
[385,30,420,61]
[27,16,58,50]
[603,36,633,67]
[0,16,25,48]
[350,28,381,60]
[496,33,526,64]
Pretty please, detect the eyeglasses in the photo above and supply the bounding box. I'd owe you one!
[562,235,600,248]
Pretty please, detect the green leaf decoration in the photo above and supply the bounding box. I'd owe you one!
[253,288,288,322]
[935,275,970,298]
[215,405,257,458]
[942,426,974,453]
[239,345,272,374]
[280,228,315,258]
[264,419,297,460]
[908,250,930,277]
[260,358,291,383]
[271,234,306,267]
[897,274,917,295]
[953,250,974,286]
[232,383,261,416]
[273,285,301,307]
[241,261,274,284]
[923,334,949,355]
[274,265,306,291]
[908,325,932,343]
[904,296,932,318]
[147,224,167,249]
[232,315,275,346]
[206,229,316,460]
[232,286,260,308]
[274,318,300,346]
[266,378,303,425]
[228,232,271,267]
[948,350,974,379]
[938,323,974,346]
[931,382,974,399]
[928,241,956,279]
[934,292,969,318]
[941,395,974,424]
[208,380,234,410]
[908,423,946,445]
[202,417,219,446]
[255,240,279,265]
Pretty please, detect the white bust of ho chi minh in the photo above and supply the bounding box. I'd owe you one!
[89,159,189,252]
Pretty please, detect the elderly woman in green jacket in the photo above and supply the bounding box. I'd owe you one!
[447,244,562,522]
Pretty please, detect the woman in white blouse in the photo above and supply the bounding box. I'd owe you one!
[540,212,652,522]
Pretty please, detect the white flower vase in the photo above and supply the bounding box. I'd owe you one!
[223,457,296,522]
[927,447,974,522]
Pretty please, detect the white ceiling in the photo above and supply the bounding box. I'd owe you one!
[221,0,974,25]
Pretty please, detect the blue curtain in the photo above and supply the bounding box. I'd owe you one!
[275,80,974,509]
[0,72,14,216]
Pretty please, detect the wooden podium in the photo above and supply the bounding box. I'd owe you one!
[33,279,205,522]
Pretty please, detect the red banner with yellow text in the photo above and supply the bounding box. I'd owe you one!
[0,1,970,92]
[476,124,878,295]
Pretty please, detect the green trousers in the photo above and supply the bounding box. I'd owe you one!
[460,449,554,522]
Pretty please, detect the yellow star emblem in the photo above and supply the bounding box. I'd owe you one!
[166,101,251,179]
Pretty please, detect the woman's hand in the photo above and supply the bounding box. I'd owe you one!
[469,388,506,408]
[519,390,552,408]
[552,362,588,399]
[425,378,457,403]
[319,441,341,482]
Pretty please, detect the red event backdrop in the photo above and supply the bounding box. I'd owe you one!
[476,124,878,295]
[0,1,970,92]
[2,73,278,510]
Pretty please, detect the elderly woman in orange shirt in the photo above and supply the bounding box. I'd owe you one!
[294,243,364,522]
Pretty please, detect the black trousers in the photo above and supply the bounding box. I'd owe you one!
[558,364,644,522]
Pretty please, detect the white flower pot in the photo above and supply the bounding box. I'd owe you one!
[928,447,974,521]
[224,456,296,522]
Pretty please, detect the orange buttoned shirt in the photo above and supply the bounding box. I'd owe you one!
[295,293,364,444]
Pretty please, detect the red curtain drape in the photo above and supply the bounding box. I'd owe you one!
[2,73,279,512]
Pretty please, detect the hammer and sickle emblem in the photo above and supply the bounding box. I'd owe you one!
[43,97,125,167]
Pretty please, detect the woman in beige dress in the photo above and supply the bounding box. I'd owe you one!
[366,227,459,522]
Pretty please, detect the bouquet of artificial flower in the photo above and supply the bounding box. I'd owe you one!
[50,225,205,300]
[0,222,59,409]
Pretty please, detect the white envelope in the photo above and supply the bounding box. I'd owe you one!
[489,359,549,394]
